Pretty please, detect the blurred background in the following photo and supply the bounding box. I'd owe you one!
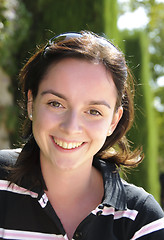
[0,0,164,206]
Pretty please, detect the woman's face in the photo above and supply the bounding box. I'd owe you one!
[28,58,123,171]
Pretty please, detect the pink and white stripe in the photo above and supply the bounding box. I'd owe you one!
[92,206,138,221]
[0,180,38,198]
[0,228,68,240]
[114,208,138,221]
[131,217,164,239]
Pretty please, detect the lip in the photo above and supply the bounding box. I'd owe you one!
[51,136,86,152]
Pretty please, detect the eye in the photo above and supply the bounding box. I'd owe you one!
[48,101,63,108]
[88,109,102,116]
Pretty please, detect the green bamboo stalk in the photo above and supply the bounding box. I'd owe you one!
[123,31,160,202]
[139,31,159,200]
[103,0,119,42]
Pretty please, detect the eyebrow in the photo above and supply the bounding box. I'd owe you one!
[41,89,111,109]
[89,101,111,109]
[41,90,67,100]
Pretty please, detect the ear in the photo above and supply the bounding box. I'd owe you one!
[107,106,123,136]
[27,90,33,121]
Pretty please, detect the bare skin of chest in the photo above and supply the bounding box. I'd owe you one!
[50,192,103,240]
[46,167,104,239]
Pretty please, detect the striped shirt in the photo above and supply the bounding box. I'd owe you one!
[0,149,164,240]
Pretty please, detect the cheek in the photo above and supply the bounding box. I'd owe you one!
[86,119,111,140]
[86,121,111,155]
[32,107,56,134]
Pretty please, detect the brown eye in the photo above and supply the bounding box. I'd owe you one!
[48,101,63,108]
[89,109,102,116]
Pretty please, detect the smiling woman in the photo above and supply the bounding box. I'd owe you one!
[27,58,121,171]
[0,31,164,240]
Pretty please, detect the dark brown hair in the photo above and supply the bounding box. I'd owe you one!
[8,31,143,188]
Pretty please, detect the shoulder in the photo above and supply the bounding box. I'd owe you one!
[122,180,164,238]
[122,180,150,207]
[0,148,21,179]
[122,180,163,214]
[0,149,21,166]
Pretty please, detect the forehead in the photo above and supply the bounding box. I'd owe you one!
[38,58,118,107]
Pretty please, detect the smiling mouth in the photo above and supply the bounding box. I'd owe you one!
[52,137,84,150]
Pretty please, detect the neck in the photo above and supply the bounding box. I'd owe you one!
[40,157,102,202]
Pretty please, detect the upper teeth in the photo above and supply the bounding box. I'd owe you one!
[53,138,83,149]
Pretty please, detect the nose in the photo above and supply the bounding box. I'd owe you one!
[59,111,83,135]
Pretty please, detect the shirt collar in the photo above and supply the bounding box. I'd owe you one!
[13,145,127,210]
[93,158,127,211]
[34,158,127,211]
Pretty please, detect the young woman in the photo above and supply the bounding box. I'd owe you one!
[0,31,164,240]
